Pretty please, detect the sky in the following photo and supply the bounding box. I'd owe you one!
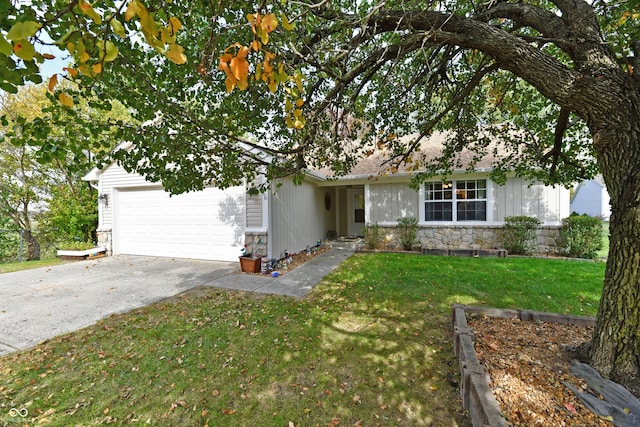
[36,38,69,79]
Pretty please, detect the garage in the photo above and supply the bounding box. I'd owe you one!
[113,186,245,261]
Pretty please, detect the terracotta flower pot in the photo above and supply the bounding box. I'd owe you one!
[239,255,262,273]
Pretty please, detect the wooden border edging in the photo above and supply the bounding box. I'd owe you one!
[451,304,596,426]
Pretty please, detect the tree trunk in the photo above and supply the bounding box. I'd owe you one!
[23,229,40,261]
[589,95,640,382]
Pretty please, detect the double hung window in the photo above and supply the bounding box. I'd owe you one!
[424,180,487,221]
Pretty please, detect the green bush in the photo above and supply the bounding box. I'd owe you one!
[57,240,98,251]
[364,223,381,250]
[37,184,97,247]
[558,213,604,259]
[0,229,19,262]
[397,217,419,251]
[502,216,542,255]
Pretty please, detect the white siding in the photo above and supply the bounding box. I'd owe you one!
[378,173,571,226]
[368,183,419,223]
[570,179,610,220]
[492,177,569,224]
[269,179,335,259]
[99,164,152,229]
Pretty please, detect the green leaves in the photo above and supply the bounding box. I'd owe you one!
[0,34,13,55]
[5,21,41,41]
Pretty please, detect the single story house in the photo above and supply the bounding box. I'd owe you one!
[570,175,611,220]
[83,133,570,261]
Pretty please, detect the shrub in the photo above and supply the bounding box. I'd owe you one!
[558,213,604,259]
[397,217,419,251]
[57,240,98,251]
[502,216,542,255]
[0,229,19,262]
[364,223,381,249]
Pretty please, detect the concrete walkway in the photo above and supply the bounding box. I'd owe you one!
[0,243,355,357]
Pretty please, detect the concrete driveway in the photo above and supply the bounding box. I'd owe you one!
[0,246,355,357]
[0,256,237,357]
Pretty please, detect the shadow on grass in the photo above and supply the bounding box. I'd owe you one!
[0,253,604,426]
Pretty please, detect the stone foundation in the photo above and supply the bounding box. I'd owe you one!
[379,225,561,255]
[96,229,113,255]
[244,231,268,257]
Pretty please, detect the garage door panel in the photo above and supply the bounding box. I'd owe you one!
[114,186,245,261]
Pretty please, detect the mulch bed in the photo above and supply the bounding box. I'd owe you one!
[468,315,639,426]
[238,246,329,276]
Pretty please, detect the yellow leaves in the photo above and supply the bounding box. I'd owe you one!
[261,14,278,34]
[126,1,186,64]
[48,74,58,92]
[247,12,279,45]
[281,13,294,31]
[168,17,183,33]
[231,48,250,80]
[285,88,306,130]
[58,92,74,107]
[102,40,118,62]
[616,11,640,28]
[78,0,102,24]
[218,45,250,92]
[110,20,126,38]
[125,1,143,22]
[166,43,187,65]
[220,10,304,128]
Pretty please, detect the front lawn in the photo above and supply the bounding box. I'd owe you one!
[0,258,68,274]
[0,253,605,426]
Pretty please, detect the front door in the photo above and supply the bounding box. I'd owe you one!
[347,188,365,236]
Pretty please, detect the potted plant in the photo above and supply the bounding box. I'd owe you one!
[239,244,262,273]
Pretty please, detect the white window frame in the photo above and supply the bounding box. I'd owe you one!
[418,178,494,224]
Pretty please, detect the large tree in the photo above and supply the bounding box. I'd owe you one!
[2,0,639,384]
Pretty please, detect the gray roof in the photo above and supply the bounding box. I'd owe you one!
[319,131,505,179]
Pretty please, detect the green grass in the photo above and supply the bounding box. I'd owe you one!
[0,258,68,274]
[598,221,610,259]
[0,254,605,426]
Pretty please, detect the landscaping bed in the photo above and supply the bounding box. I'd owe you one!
[455,306,640,426]
[239,246,329,275]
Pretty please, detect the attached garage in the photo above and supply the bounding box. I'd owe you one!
[114,186,245,261]
[87,163,246,262]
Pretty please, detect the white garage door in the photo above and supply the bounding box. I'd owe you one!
[114,186,245,261]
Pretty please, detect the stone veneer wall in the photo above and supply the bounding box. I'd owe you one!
[379,225,562,255]
[96,229,113,255]
[244,231,268,257]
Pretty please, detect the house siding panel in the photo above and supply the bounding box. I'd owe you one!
[269,178,334,259]
[493,177,568,224]
[368,183,419,223]
[364,176,567,226]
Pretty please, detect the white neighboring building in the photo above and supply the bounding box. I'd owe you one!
[570,175,611,220]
